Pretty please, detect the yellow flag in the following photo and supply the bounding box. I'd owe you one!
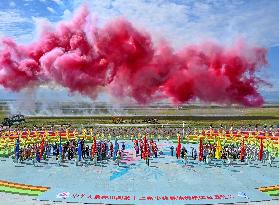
[89,128,93,140]
[44,130,49,137]
[81,129,85,139]
[73,129,77,140]
[19,131,22,140]
[215,136,222,159]
[55,130,59,143]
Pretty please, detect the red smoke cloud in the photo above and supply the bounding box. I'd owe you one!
[0,6,268,106]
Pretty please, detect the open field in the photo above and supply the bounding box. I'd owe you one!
[1,102,279,128]
[22,115,279,129]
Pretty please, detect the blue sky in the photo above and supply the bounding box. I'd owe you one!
[0,0,279,103]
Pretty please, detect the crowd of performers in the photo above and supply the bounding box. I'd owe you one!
[12,137,278,168]
[4,125,278,167]
[14,138,123,166]
[192,139,276,166]
[12,135,161,166]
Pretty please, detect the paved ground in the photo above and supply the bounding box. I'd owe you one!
[0,141,278,205]
[0,193,278,205]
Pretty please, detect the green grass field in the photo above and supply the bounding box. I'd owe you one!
[1,104,279,128]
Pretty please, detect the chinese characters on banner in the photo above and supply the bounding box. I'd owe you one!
[71,193,234,201]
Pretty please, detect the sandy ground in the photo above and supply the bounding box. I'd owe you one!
[0,193,278,205]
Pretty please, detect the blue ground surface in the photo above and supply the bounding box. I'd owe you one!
[0,140,278,205]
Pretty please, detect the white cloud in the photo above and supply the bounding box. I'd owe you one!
[0,10,29,24]
[51,0,63,6]
[31,16,59,43]
[71,0,279,48]
[0,10,32,42]
[62,9,72,20]
[47,6,56,14]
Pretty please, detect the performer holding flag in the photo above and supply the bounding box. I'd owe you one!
[258,137,264,161]
[176,133,181,159]
[58,134,63,164]
[240,136,246,162]
[215,136,222,159]
[198,137,203,162]
[113,139,118,161]
[109,141,113,158]
[91,136,97,158]
[78,138,82,161]
[143,135,148,160]
[14,138,20,163]
[39,138,45,161]
[91,136,98,165]
[75,138,82,166]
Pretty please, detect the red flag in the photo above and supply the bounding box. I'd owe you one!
[39,138,45,160]
[240,137,245,160]
[258,137,263,161]
[199,137,203,161]
[91,136,97,157]
[143,135,147,160]
[177,134,181,159]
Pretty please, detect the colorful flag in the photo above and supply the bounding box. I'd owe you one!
[215,136,222,159]
[66,128,69,141]
[176,134,181,159]
[15,138,20,161]
[89,129,93,140]
[39,138,45,160]
[198,137,203,161]
[258,137,263,161]
[91,136,97,157]
[82,128,87,138]
[78,138,82,161]
[59,135,62,161]
[113,139,118,160]
[240,137,245,160]
[143,135,148,160]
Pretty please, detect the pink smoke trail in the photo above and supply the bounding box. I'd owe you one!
[0,6,268,107]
